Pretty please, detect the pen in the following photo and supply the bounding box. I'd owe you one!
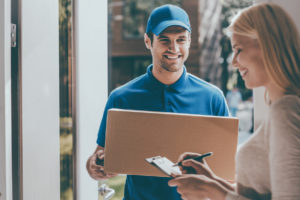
[173,152,213,167]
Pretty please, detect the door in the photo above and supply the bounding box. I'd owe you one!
[1,0,108,199]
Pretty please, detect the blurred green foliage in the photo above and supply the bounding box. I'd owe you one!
[103,175,127,200]
[59,0,73,198]
[60,117,73,200]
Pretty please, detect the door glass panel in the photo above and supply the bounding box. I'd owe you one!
[106,0,254,199]
[59,0,74,199]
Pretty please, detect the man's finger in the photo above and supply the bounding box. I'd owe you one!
[168,180,178,187]
[96,149,104,157]
[98,154,104,159]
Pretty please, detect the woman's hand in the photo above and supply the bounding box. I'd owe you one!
[168,174,228,200]
[175,152,236,192]
[177,152,215,179]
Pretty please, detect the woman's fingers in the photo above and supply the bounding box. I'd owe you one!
[182,159,214,178]
[177,152,202,163]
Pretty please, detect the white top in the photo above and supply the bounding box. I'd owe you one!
[226,95,300,200]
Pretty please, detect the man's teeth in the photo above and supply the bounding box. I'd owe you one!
[166,55,179,59]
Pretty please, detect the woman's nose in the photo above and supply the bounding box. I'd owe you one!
[232,54,238,68]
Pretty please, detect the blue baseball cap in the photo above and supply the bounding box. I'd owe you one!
[146,4,191,36]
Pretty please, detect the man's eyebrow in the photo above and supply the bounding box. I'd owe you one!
[178,35,187,39]
[157,35,169,39]
[158,34,187,39]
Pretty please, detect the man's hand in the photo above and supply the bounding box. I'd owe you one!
[86,146,118,180]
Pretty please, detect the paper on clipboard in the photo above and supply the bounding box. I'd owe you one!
[145,156,182,176]
[104,109,239,181]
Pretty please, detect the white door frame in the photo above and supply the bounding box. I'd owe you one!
[75,0,108,199]
[21,0,60,199]
[0,0,13,199]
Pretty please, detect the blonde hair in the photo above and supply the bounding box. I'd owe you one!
[228,3,300,96]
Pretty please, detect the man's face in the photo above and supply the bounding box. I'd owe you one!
[145,26,191,73]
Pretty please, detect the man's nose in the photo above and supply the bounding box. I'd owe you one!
[168,41,179,52]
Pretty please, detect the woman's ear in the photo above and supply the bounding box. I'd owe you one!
[144,33,151,49]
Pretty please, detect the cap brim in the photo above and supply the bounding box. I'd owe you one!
[152,20,191,36]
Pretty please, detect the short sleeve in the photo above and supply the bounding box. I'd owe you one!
[213,90,230,117]
[96,94,115,147]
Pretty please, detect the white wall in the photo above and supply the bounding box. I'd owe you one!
[253,0,269,129]
[255,0,300,31]
[75,0,108,199]
[270,0,300,30]
[253,0,300,129]
[0,0,12,199]
[21,0,60,199]
[253,87,267,129]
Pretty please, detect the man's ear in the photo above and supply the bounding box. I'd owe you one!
[144,33,151,49]
[187,33,191,48]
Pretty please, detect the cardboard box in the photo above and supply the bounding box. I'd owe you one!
[104,109,239,181]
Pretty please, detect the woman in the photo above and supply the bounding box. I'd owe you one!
[168,3,300,200]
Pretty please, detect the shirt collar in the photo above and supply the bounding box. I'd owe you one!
[146,64,188,93]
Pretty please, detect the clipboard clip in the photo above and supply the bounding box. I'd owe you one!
[145,156,163,164]
[145,156,182,176]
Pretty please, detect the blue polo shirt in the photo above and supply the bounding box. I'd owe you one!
[97,65,229,200]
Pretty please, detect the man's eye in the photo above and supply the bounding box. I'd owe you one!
[177,39,186,42]
[160,39,169,43]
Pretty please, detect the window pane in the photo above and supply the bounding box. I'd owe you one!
[123,0,181,38]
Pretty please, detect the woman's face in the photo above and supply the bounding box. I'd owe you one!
[231,33,270,89]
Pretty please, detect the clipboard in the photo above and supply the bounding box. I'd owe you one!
[145,156,182,176]
[104,108,239,180]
